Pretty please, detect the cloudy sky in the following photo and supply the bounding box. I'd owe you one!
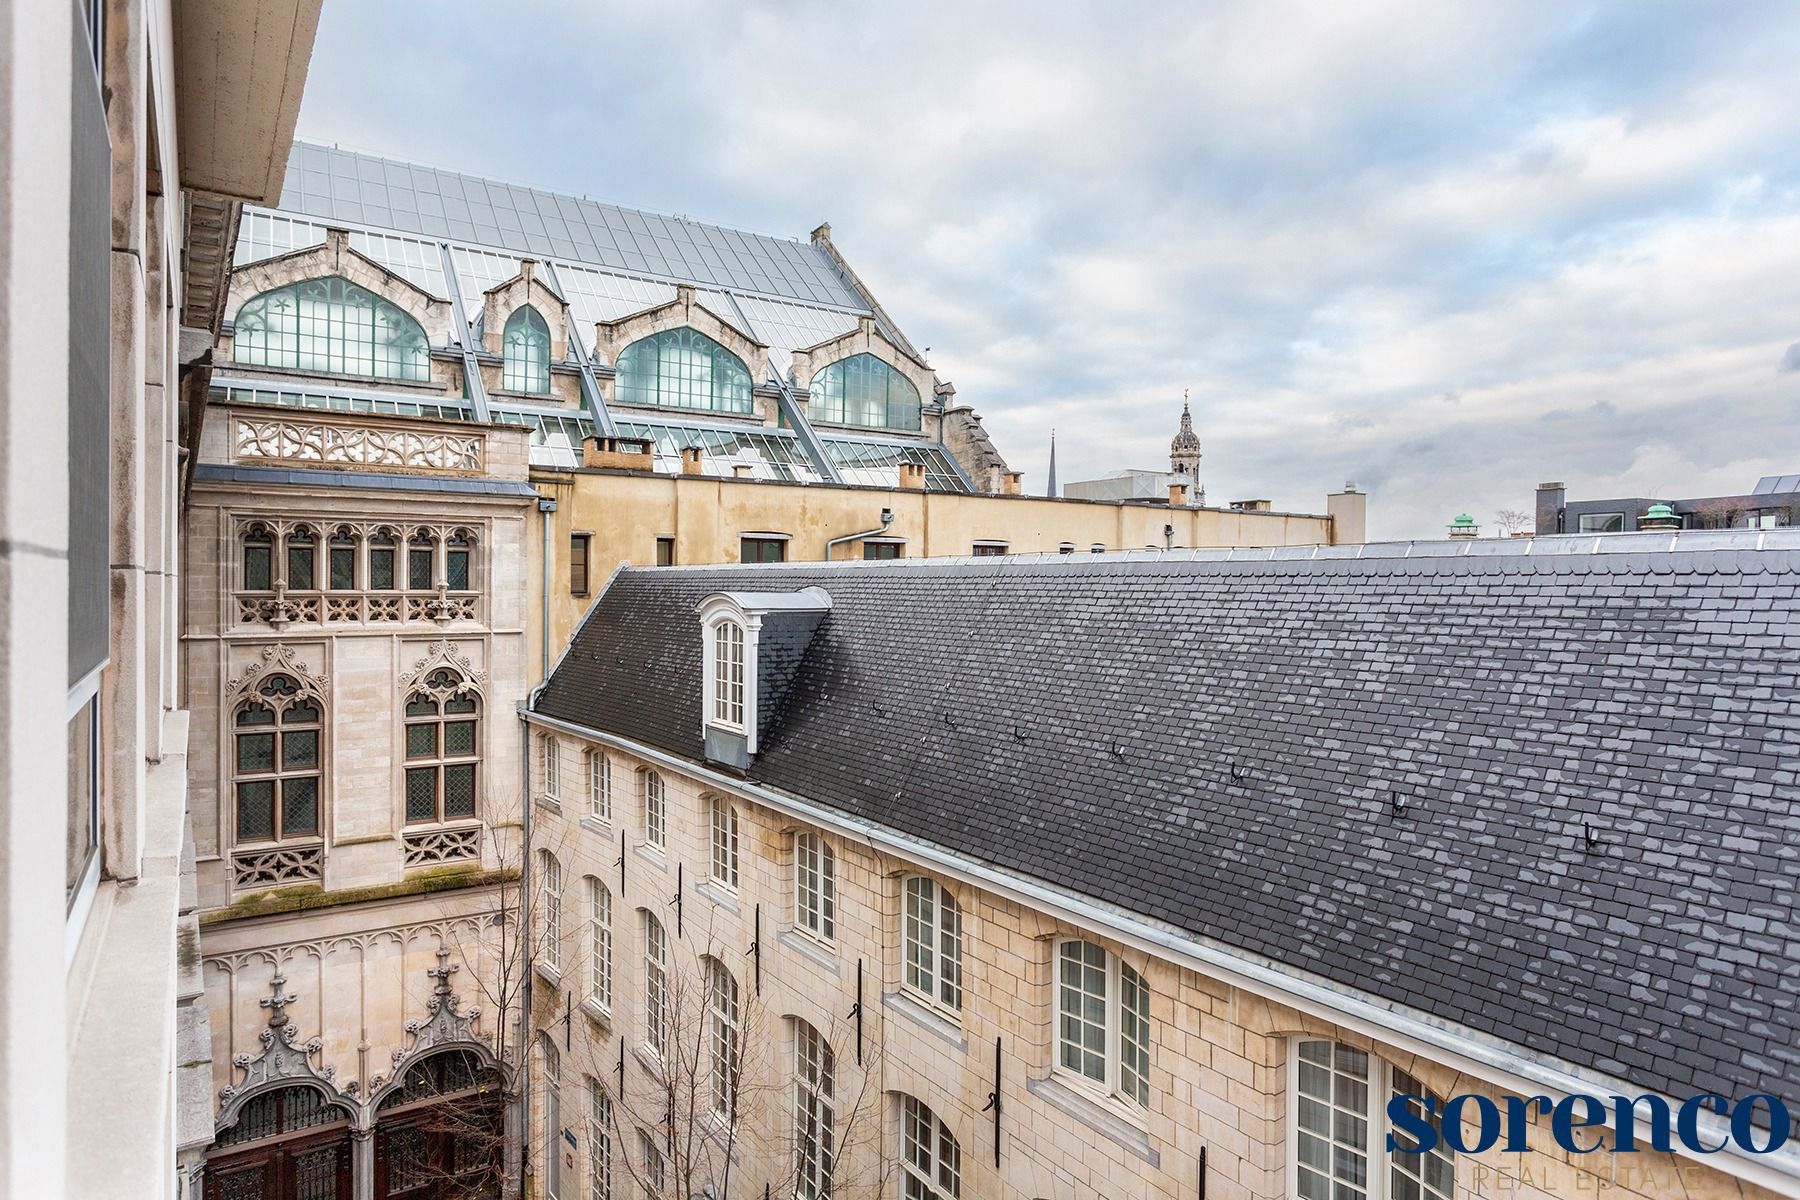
[296,1,1800,538]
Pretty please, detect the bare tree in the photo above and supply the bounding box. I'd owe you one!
[1495,508,1532,537]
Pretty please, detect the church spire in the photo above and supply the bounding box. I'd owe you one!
[1169,388,1201,480]
[1045,428,1058,498]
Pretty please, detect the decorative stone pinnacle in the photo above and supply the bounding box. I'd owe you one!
[428,944,459,998]
[262,973,297,1030]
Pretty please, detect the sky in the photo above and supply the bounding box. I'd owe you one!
[295,1,1800,539]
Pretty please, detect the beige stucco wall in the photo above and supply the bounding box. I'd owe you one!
[522,729,1786,1200]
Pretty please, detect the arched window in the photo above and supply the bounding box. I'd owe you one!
[614,327,752,415]
[502,306,552,393]
[588,1078,613,1200]
[445,529,474,591]
[1293,1040,1455,1200]
[903,876,963,1011]
[407,530,437,591]
[808,353,922,431]
[242,523,274,590]
[704,957,741,1122]
[795,831,835,943]
[369,528,398,591]
[586,749,612,821]
[901,1095,960,1199]
[234,673,321,843]
[642,769,666,850]
[404,669,480,824]
[216,1084,349,1147]
[539,1036,563,1200]
[286,525,317,590]
[327,526,357,590]
[643,913,668,1056]
[377,1048,496,1110]
[708,619,745,730]
[586,876,612,1012]
[794,1020,835,1200]
[708,796,739,890]
[1055,940,1151,1106]
[233,276,431,382]
[539,850,563,973]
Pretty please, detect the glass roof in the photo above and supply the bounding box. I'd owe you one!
[279,142,868,310]
[214,382,474,422]
[615,419,822,483]
[729,294,862,374]
[554,263,679,327]
[820,436,970,492]
[234,211,324,265]
[348,230,450,298]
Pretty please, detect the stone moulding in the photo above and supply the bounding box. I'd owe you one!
[234,416,482,473]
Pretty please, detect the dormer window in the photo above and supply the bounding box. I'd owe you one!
[711,619,746,730]
[696,589,832,770]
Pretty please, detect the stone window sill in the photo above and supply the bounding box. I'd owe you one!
[580,999,612,1034]
[881,989,967,1053]
[534,795,563,818]
[578,815,614,841]
[632,844,668,872]
[695,879,740,915]
[1026,1074,1158,1167]
[776,929,839,977]
[534,961,563,990]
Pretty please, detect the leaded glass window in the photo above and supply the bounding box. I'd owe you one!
[233,276,431,382]
[446,530,472,591]
[243,523,274,590]
[328,527,356,590]
[795,831,835,943]
[286,525,317,590]
[234,673,322,843]
[614,327,753,415]
[369,529,396,590]
[808,353,922,431]
[903,877,963,1011]
[1055,940,1152,1107]
[902,1096,960,1200]
[502,305,552,393]
[794,1021,835,1200]
[402,668,479,824]
[408,531,436,591]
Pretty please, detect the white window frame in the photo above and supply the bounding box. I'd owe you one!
[539,850,563,974]
[638,1129,666,1200]
[642,769,666,851]
[902,876,964,1013]
[1286,1038,1456,1200]
[901,1095,961,1199]
[708,795,739,890]
[587,876,612,1013]
[705,957,741,1123]
[542,734,562,803]
[707,617,747,732]
[1053,938,1151,1110]
[587,748,612,821]
[794,831,836,944]
[541,1036,563,1200]
[643,913,668,1058]
[794,1020,835,1200]
[588,1077,613,1200]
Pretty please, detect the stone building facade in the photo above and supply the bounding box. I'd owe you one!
[522,544,1800,1200]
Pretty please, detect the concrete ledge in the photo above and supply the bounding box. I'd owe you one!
[881,989,967,1053]
[775,929,839,978]
[198,864,517,925]
[1026,1074,1159,1167]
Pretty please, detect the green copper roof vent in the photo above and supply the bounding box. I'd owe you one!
[1448,513,1480,538]
[1640,502,1681,531]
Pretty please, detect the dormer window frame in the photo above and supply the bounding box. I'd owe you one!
[700,606,760,751]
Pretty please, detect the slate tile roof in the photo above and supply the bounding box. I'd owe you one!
[532,536,1800,1104]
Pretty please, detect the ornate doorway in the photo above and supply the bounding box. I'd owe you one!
[372,1048,504,1200]
[203,1084,354,1200]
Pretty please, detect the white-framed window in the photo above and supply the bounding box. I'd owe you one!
[794,831,836,943]
[643,913,668,1057]
[708,796,739,889]
[587,749,612,821]
[642,770,666,850]
[1290,1039,1455,1200]
[705,957,741,1122]
[1055,939,1151,1107]
[540,1035,563,1200]
[794,1020,835,1200]
[586,877,613,1012]
[903,876,963,1011]
[901,1095,960,1199]
[538,850,563,973]
[638,1129,666,1200]
[588,1078,612,1200]
[709,618,746,729]
[542,734,562,802]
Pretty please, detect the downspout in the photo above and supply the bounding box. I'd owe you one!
[516,697,535,1200]
[538,497,557,679]
[823,508,895,561]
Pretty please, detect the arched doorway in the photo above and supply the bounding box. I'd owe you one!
[204,1084,354,1200]
[373,1048,504,1199]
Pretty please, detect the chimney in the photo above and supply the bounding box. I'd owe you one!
[1327,482,1366,545]
[680,446,705,475]
[1535,481,1566,535]
[583,435,654,471]
[899,461,926,489]
[732,464,754,480]
[1002,471,1023,496]
[1168,482,1189,507]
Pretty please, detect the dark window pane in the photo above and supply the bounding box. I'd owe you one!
[244,544,272,590]
[236,702,275,727]
[281,777,318,835]
[371,548,395,590]
[570,535,590,595]
[655,537,675,567]
[237,732,275,772]
[288,545,315,590]
[444,764,476,818]
[409,549,433,590]
[237,781,275,840]
[405,696,438,717]
[406,723,436,758]
[447,550,470,591]
[740,538,785,563]
[329,547,355,590]
[406,768,438,822]
[444,720,476,755]
[863,542,902,560]
[285,701,319,725]
[283,729,318,769]
[444,695,476,715]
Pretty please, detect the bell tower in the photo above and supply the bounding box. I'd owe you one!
[1170,389,1202,481]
